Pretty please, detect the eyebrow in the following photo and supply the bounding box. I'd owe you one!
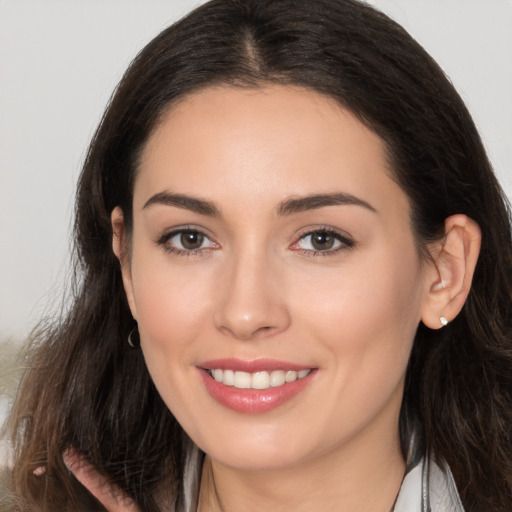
[276,193,377,216]
[143,191,220,216]
[142,191,376,217]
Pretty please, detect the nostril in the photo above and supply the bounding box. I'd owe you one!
[253,325,276,337]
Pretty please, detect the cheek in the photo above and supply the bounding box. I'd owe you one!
[297,245,423,335]
[129,261,215,431]
[294,246,424,411]
[128,250,214,376]
[136,274,208,336]
[131,235,213,319]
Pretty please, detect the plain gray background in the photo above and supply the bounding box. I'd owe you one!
[1,0,511,341]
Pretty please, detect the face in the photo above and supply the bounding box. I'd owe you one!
[114,85,435,472]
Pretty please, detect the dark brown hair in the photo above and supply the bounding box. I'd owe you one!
[6,0,512,510]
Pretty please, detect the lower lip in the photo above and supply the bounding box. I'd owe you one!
[199,369,315,413]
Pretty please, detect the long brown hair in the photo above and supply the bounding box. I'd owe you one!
[6,0,512,510]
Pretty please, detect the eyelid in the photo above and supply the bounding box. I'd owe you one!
[154,224,354,257]
[289,226,355,255]
[156,225,219,255]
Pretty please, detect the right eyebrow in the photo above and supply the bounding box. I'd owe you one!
[276,192,377,216]
[142,191,221,217]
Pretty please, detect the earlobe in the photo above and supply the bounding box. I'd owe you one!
[421,214,481,329]
[111,207,138,319]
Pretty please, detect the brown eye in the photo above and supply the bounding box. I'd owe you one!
[180,231,204,250]
[310,232,336,250]
[159,229,216,254]
[294,229,353,254]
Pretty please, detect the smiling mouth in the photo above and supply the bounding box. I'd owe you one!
[207,368,312,390]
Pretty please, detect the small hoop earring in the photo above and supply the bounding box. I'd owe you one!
[127,326,140,349]
[440,316,448,327]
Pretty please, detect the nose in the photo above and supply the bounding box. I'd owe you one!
[213,249,291,340]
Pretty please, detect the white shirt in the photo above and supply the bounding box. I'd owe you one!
[393,454,465,511]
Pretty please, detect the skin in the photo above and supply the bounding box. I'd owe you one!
[101,85,480,511]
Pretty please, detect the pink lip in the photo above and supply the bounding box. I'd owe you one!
[199,358,312,373]
[197,358,316,414]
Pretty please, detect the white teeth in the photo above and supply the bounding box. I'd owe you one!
[270,370,286,387]
[208,368,311,389]
[234,371,252,389]
[285,370,297,383]
[223,369,235,386]
[252,371,270,389]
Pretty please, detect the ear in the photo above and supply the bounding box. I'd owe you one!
[111,206,138,320]
[421,214,481,329]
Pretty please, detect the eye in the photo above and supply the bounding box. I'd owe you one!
[173,231,207,250]
[292,229,354,254]
[158,228,217,255]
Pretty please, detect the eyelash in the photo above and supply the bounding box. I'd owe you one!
[156,227,217,257]
[291,227,355,257]
[156,226,355,257]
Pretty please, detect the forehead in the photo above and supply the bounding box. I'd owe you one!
[135,85,409,218]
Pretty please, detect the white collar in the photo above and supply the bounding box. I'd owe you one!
[393,454,465,512]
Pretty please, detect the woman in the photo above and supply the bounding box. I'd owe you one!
[4,0,512,510]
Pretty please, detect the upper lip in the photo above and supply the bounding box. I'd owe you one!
[198,358,313,373]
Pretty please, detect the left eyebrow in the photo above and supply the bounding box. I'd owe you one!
[142,191,220,216]
[276,193,377,216]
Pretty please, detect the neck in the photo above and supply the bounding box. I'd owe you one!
[197,423,406,512]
